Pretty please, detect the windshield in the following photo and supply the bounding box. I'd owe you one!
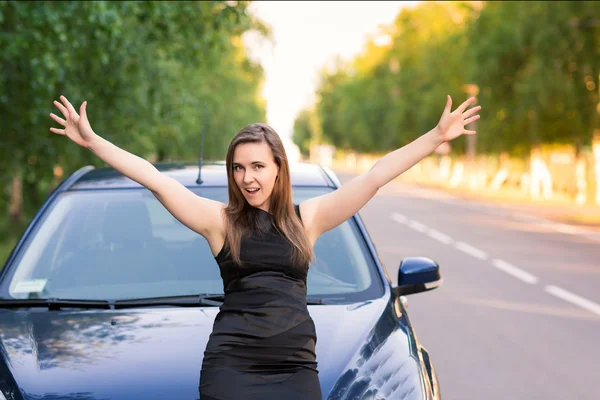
[2,187,383,302]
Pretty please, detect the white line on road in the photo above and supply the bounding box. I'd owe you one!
[545,285,600,316]
[382,180,600,243]
[408,220,428,233]
[455,241,488,260]
[387,211,600,312]
[427,228,453,245]
[492,259,539,285]
[391,213,407,224]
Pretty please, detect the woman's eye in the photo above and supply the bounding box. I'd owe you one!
[255,165,264,170]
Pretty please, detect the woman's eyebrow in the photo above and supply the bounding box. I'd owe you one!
[234,161,265,165]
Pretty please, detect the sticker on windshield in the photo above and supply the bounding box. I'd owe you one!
[13,279,47,293]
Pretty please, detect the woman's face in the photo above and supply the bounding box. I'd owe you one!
[232,141,279,212]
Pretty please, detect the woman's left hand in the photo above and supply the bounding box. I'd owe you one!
[436,96,481,142]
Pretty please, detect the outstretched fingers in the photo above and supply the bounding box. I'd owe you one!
[50,127,66,135]
[456,97,476,114]
[464,114,480,126]
[53,100,69,118]
[50,113,66,126]
[60,95,78,117]
[463,105,481,118]
[444,95,453,115]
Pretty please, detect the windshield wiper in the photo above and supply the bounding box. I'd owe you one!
[305,297,346,305]
[115,294,343,307]
[114,294,224,309]
[0,294,225,310]
[0,295,341,309]
[0,298,112,310]
[0,295,342,309]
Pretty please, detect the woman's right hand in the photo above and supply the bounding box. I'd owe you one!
[50,95,97,148]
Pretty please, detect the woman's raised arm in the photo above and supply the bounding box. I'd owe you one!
[299,96,481,243]
[50,96,225,242]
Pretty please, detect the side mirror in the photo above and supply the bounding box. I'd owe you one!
[393,257,442,296]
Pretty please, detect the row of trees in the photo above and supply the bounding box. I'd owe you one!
[294,1,600,159]
[1,1,269,224]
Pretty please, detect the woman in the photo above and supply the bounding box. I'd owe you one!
[49,95,480,399]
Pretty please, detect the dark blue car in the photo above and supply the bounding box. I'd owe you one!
[0,162,442,400]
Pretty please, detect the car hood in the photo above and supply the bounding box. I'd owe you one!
[0,299,425,399]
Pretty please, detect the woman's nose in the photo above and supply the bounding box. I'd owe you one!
[243,172,255,184]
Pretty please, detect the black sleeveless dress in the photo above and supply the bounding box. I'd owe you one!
[199,205,322,400]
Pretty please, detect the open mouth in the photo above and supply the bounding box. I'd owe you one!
[245,188,260,195]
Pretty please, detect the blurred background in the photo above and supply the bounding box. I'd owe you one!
[2,0,599,257]
[1,2,600,397]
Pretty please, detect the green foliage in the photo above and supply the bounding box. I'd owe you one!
[468,1,600,154]
[297,1,600,158]
[292,110,313,157]
[0,0,268,232]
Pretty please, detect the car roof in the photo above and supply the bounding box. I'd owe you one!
[66,161,339,191]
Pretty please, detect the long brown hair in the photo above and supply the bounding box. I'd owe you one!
[223,123,313,266]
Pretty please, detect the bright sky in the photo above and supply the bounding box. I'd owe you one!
[245,1,420,142]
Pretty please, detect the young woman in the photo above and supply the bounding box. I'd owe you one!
[50,95,480,399]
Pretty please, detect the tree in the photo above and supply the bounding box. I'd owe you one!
[0,0,269,234]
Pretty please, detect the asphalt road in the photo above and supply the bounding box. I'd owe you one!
[336,172,600,400]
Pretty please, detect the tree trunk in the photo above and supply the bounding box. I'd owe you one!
[9,174,23,224]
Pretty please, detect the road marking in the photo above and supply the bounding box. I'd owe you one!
[408,220,428,233]
[427,228,453,244]
[391,213,429,233]
[492,259,539,285]
[545,285,600,316]
[391,213,407,224]
[455,241,488,260]
[376,177,600,243]
[388,211,600,310]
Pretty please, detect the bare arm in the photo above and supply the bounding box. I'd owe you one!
[50,96,225,240]
[301,96,481,241]
[87,136,225,239]
[86,134,166,193]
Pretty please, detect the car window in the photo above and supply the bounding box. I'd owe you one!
[2,186,383,302]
